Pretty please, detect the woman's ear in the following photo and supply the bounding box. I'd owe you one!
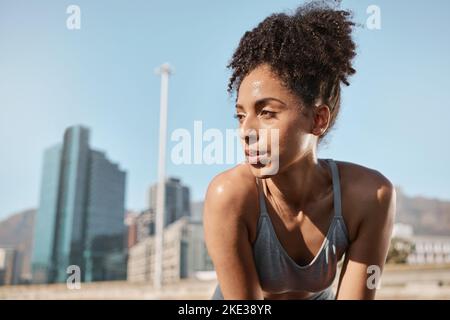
[311,104,331,136]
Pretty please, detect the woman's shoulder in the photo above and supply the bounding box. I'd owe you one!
[204,163,260,220]
[335,160,396,241]
[335,160,395,201]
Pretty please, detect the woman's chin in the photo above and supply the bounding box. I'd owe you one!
[246,160,280,178]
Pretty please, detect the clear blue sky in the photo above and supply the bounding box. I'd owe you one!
[1,0,450,220]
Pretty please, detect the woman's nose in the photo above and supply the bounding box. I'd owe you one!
[239,115,259,144]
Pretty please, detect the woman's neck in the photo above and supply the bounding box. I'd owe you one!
[263,154,332,214]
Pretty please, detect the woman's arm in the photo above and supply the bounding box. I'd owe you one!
[203,173,264,300]
[336,178,396,300]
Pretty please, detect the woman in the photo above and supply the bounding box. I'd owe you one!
[203,3,396,300]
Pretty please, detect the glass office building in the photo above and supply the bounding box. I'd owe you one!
[149,177,191,227]
[31,145,62,284]
[31,126,126,284]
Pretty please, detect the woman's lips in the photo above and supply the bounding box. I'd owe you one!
[245,152,269,164]
[244,147,267,156]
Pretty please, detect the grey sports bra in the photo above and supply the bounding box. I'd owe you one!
[211,158,349,300]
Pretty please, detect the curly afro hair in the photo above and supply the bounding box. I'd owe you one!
[227,1,357,140]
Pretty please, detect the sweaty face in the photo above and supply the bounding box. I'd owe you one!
[235,64,318,178]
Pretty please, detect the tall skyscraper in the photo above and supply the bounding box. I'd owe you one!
[31,145,62,284]
[31,125,127,284]
[148,177,190,227]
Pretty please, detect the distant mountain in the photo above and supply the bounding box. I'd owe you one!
[0,208,35,281]
[396,188,450,236]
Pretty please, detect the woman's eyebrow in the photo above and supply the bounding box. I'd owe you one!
[254,97,287,108]
[235,97,287,111]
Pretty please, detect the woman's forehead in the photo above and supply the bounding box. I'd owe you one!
[237,66,297,106]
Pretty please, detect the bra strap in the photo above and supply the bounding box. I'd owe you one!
[326,159,343,218]
[255,178,268,215]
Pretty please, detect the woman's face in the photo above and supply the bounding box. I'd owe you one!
[235,63,327,178]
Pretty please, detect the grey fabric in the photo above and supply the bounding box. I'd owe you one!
[211,284,335,300]
[211,159,349,300]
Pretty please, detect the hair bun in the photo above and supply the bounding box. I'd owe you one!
[293,4,356,87]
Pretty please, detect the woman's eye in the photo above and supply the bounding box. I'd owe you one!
[233,113,245,122]
[260,110,276,118]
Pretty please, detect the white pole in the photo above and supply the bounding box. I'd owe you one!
[154,63,172,290]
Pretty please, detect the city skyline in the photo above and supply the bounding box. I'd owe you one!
[31,125,127,284]
[0,132,205,286]
[1,0,450,221]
